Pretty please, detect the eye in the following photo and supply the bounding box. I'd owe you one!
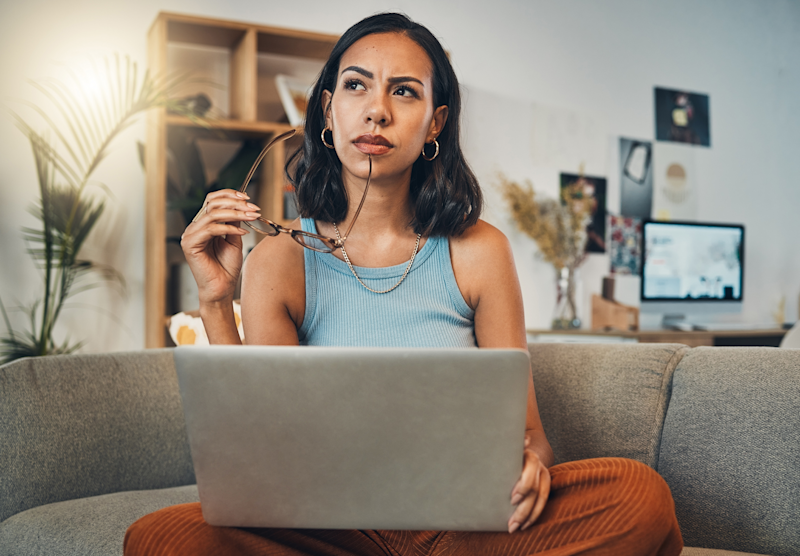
[344,79,366,91]
[394,85,419,98]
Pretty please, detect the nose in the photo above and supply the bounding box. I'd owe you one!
[364,92,391,126]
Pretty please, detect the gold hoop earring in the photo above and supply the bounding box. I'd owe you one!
[422,139,439,161]
[321,128,335,149]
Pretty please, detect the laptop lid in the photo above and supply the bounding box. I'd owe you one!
[174,345,530,531]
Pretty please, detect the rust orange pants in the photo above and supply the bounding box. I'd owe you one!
[124,458,682,556]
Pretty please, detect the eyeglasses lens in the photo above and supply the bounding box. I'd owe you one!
[245,218,280,236]
[293,233,334,253]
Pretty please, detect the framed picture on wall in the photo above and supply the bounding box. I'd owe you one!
[560,172,607,254]
[654,87,711,147]
[619,138,653,219]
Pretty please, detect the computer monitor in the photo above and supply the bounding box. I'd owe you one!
[640,220,744,328]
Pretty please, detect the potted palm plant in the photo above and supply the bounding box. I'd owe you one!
[0,55,189,363]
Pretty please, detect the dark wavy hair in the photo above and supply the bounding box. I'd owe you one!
[286,12,482,237]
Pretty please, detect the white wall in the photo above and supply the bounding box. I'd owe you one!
[1,0,798,351]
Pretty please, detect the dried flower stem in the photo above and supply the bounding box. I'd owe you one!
[497,174,592,272]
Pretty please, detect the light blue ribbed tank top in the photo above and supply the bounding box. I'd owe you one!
[297,218,476,348]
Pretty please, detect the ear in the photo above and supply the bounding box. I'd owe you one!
[426,105,449,143]
[321,90,333,129]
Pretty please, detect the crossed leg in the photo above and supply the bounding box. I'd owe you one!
[124,458,682,556]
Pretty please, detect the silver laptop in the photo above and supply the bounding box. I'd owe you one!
[174,345,530,531]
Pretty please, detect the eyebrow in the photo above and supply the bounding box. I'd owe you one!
[340,65,424,86]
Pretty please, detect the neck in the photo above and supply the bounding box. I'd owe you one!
[338,166,415,239]
[323,164,421,268]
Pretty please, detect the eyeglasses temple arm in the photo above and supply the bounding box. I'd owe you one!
[340,155,371,242]
[238,128,297,193]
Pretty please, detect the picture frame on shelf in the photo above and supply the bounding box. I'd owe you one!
[275,74,312,127]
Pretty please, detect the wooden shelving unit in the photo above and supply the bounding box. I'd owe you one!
[145,12,338,347]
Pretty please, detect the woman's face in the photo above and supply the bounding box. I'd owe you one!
[323,32,448,187]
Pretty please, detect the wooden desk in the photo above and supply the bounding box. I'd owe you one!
[527,328,788,347]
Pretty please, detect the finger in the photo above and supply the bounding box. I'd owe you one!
[204,202,262,223]
[509,450,545,533]
[223,225,245,249]
[508,483,534,531]
[510,450,540,505]
[205,189,251,202]
[194,191,256,222]
[510,467,546,531]
[206,196,261,212]
[195,208,261,228]
[509,492,536,533]
[182,223,247,252]
[521,467,551,531]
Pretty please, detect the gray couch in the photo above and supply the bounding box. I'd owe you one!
[1,344,798,556]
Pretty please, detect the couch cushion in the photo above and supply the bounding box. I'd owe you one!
[681,548,768,556]
[659,347,800,556]
[0,485,199,556]
[0,350,195,523]
[529,342,687,467]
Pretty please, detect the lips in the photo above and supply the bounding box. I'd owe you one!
[353,134,393,155]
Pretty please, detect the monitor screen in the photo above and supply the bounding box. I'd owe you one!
[641,221,744,303]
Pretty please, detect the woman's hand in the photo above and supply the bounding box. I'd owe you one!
[180,189,262,305]
[508,436,551,533]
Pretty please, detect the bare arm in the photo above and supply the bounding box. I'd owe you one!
[239,227,306,346]
[180,189,265,345]
[450,220,554,533]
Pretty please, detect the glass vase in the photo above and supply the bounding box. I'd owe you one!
[552,266,581,330]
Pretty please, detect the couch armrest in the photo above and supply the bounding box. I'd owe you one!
[0,350,194,523]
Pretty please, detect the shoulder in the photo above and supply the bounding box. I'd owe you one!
[243,227,304,278]
[448,219,518,310]
[240,223,306,344]
[450,219,515,270]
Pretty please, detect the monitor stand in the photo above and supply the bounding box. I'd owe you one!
[662,314,694,331]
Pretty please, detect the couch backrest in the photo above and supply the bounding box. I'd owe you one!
[528,342,687,468]
[658,346,800,556]
[0,350,194,523]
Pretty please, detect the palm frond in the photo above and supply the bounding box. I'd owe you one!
[0,296,17,343]
[1,53,191,363]
[0,337,39,365]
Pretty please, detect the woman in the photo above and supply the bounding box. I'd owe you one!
[126,13,682,556]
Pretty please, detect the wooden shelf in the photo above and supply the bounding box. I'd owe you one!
[527,328,788,347]
[165,114,296,135]
[145,12,338,348]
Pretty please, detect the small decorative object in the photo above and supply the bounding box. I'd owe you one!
[602,276,616,300]
[167,92,212,117]
[553,266,582,330]
[275,74,313,127]
[168,300,244,346]
[498,174,592,330]
[591,294,639,332]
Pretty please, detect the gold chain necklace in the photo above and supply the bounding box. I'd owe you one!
[332,223,421,294]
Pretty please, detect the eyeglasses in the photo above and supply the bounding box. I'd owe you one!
[239,128,371,253]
